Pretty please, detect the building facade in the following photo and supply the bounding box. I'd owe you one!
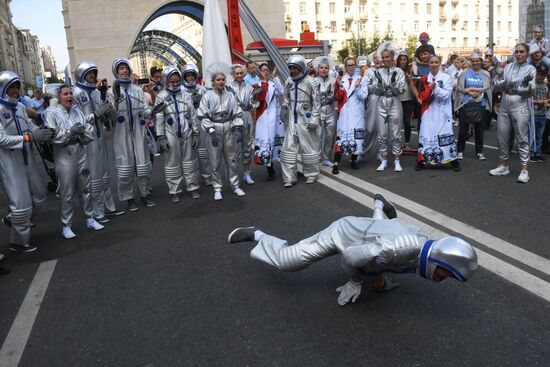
[284,0,519,61]
[0,0,45,87]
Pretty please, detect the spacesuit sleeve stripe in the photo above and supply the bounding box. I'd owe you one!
[427,257,467,282]
[419,240,435,279]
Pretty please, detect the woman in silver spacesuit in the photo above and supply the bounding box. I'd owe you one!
[197,68,246,201]
[154,66,201,202]
[108,58,155,211]
[72,61,121,222]
[313,56,338,167]
[228,194,478,306]
[44,85,104,239]
[0,71,54,252]
[373,42,406,172]
[489,43,536,183]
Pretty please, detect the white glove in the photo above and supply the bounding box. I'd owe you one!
[94,102,113,119]
[374,276,400,292]
[336,279,362,306]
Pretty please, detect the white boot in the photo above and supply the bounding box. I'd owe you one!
[376,160,388,172]
[394,160,402,172]
[243,171,255,185]
[62,226,76,239]
[86,218,104,231]
[517,170,529,183]
[234,187,246,197]
[214,191,223,201]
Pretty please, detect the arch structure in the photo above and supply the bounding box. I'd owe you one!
[130,30,202,76]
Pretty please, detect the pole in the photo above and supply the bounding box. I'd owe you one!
[488,0,494,53]
[357,20,361,56]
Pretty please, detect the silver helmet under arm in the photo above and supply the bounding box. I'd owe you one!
[287,55,307,81]
[163,65,182,93]
[0,71,21,103]
[112,58,133,83]
[75,61,98,90]
[419,237,478,282]
[182,64,199,87]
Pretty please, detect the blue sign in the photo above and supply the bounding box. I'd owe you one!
[37,75,43,89]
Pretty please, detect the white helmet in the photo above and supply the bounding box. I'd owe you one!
[75,61,98,90]
[0,70,21,106]
[182,64,199,87]
[287,55,308,81]
[112,57,133,84]
[162,65,182,93]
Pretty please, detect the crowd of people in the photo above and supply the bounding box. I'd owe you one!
[0,27,548,274]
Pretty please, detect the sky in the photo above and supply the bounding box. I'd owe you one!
[9,0,171,71]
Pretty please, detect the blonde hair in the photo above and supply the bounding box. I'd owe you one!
[456,56,466,64]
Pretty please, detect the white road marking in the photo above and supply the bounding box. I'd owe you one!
[317,170,550,303]
[0,260,57,367]
[325,168,550,277]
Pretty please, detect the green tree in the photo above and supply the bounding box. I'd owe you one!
[337,29,398,62]
[404,34,418,60]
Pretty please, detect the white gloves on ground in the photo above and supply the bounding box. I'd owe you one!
[336,279,362,306]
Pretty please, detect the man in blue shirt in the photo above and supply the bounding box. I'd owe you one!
[244,61,261,86]
[32,89,46,114]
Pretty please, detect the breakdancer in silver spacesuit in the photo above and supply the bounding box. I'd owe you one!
[373,42,406,172]
[0,71,54,252]
[154,65,201,203]
[313,56,338,167]
[108,58,155,211]
[280,55,321,186]
[182,64,212,186]
[228,194,478,306]
[489,43,536,183]
[197,66,246,200]
[227,64,258,185]
[73,61,122,222]
[44,84,105,239]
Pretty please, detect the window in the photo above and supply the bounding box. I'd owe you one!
[414,20,419,31]
[452,22,457,31]
[497,21,501,32]
[475,21,479,31]
[284,1,289,14]
[345,20,352,32]
[359,4,365,13]
[439,21,445,28]
[330,21,336,32]
[285,21,292,33]
[401,21,406,32]
[463,37,468,47]
[475,5,479,16]
[497,5,501,16]
[427,21,432,29]
[374,21,380,32]
[475,37,479,46]
[508,5,512,16]
[344,5,351,13]
[463,21,468,31]
[427,3,432,14]
[329,2,335,14]
[316,21,322,33]
[508,22,512,32]
[315,2,320,14]
[300,2,306,14]
[451,37,456,45]
[400,3,406,13]
[414,3,419,14]
[301,21,308,31]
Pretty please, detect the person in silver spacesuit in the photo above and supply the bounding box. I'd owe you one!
[0,71,54,252]
[490,43,537,183]
[363,52,382,159]
[373,42,406,172]
[154,65,201,203]
[313,56,338,167]
[228,194,478,306]
[280,55,321,186]
[197,67,246,201]
[227,64,258,185]
[44,84,105,239]
[181,64,212,186]
[108,58,155,211]
[73,61,123,222]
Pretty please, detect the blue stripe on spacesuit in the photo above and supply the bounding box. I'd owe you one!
[125,89,133,131]
[419,240,435,279]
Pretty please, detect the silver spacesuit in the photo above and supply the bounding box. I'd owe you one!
[182,64,212,186]
[314,56,337,164]
[154,66,200,197]
[281,55,321,186]
[364,67,382,155]
[197,81,244,196]
[73,61,116,219]
[373,66,406,161]
[44,103,95,229]
[0,71,49,250]
[227,76,257,173]
[107,58,153,203]
[243,197,478,305]
[492,61,536,167]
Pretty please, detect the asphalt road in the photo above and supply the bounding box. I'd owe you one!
[1,125,549,366]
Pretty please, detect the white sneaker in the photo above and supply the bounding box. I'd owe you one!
[489,165,510,176]
[322,159,333,167]
[376,160,387,172]
[0,252,5,261]
[214,191,223,201]
[476,153,486,161]
[62,226,76,239]
[234,187,246,197]
[243,171,255,185]
[457,152,464,160]
[394,160,402,172]
[517,170,529,183]
[86,218,104,231]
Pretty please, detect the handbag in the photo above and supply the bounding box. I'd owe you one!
[463,101,482,124]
